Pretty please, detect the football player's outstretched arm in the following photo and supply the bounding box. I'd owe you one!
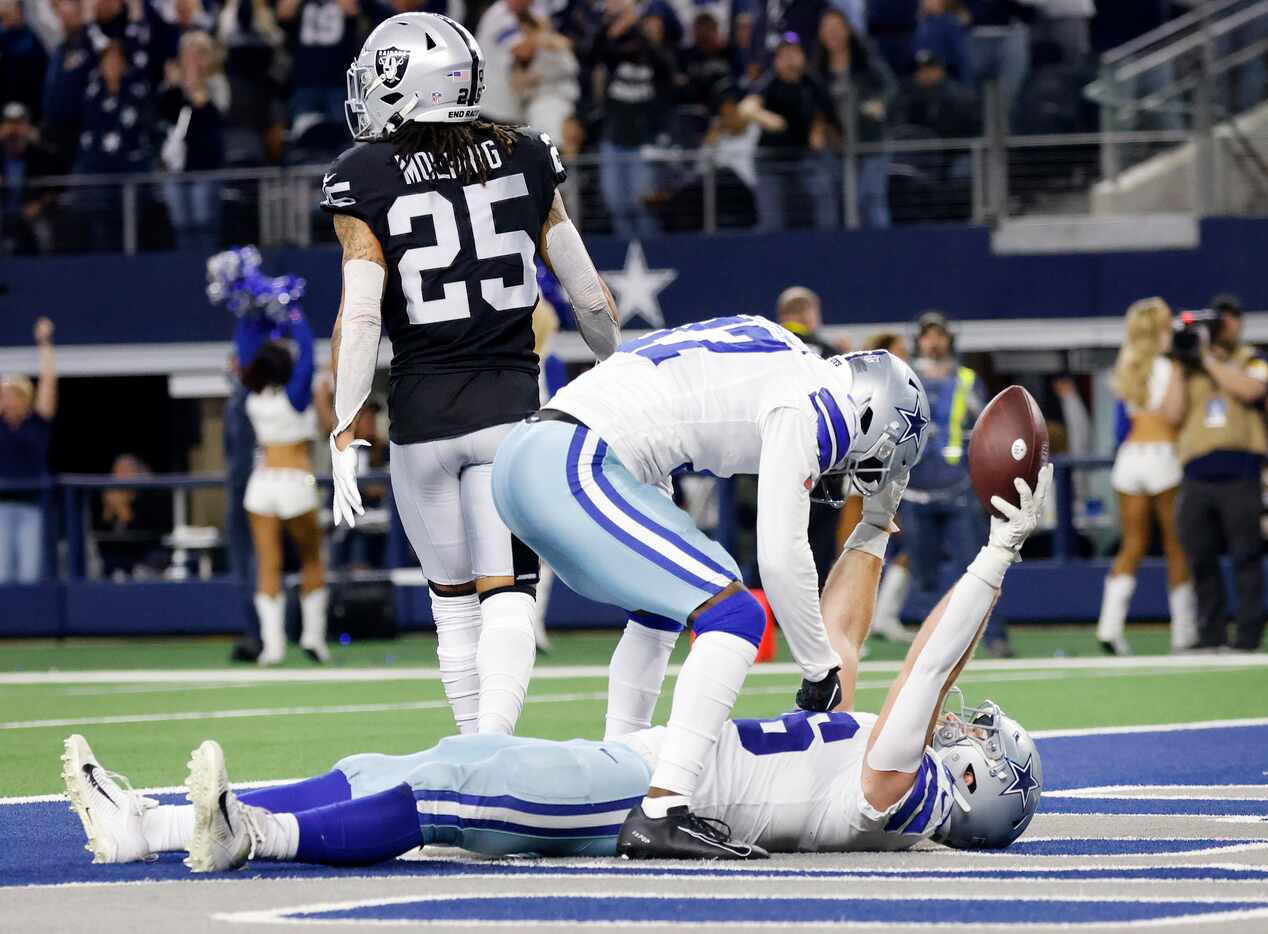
[537,191,620,360]
[860,466,1051,812]
[755,407,843,687]
[818,473,909,709]
[329,214,386,526]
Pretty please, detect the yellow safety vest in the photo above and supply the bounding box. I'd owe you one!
[942,366,976,466]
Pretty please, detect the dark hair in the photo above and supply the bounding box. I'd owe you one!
[1211,292,1243,317]
[813,9,866,77]
[241,342,293,393]
[390,120,521,184]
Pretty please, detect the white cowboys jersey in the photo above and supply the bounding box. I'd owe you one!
[548,315,861,485]
[626,710,957,853]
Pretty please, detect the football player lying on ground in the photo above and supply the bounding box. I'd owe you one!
[61,465,1050,869]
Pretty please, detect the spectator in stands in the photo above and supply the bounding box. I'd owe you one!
[0,0,49,121]
[815,8,897,228]
[1096,298,1194,656]
[885,310,1014,656]
[963,0,1032,127]
[159,30,228,252]
[1166,294,1268,653]
[895,48,978,138]
[740,34,837,232]
[1032,0,1093,65]
[679,12,740,114]
[510,10,579,145]
[240,323,330,666]
[591,0,677,239]
[0,317,56,585]
[94,454,171,579]
[278,0,362,123]
[155,0,217,69]
[914,0,971,82]
[41,0,96,160]
[1,102,63,255]
[476,0,537,124]
[217,0,287,163]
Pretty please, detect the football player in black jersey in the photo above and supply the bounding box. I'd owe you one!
[321,13,620,738]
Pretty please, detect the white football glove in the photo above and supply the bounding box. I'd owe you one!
[862,469,909,533]
[844,470,909,560]
[969,463,1053,588]
[330,434,369,528]
[988,462,1053,555]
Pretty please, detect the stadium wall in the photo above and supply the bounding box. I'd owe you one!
[2,218,1267,348]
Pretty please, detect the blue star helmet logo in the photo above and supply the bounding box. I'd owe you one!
[895,398,928,446]
[1000,754,1040,808]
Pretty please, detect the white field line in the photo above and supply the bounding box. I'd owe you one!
[1,777,305,806]
[1046,785,1268,800]
[1031,716,1268,739]
[0,667,1235,731]
[2,651,1266,686]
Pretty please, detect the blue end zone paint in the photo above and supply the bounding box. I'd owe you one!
[1002,839,1266,857]
[1044,798,1268,817]
[293,896,1268,926]
[1037,724,1268,791]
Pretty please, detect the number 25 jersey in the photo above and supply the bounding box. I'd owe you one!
[320,127,567,444]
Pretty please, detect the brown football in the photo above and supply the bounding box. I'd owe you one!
[968,385,1050,518]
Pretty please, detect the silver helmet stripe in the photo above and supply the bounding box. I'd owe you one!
[436,14,479,112]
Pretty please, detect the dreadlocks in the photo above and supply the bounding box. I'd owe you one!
[389,120,521,184]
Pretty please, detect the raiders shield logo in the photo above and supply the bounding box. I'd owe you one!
[376,47,410,89]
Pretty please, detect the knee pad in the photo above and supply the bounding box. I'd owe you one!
[691,590,765,647]
[629,610,683,633]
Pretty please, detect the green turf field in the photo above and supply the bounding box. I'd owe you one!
[2,627,1265,799]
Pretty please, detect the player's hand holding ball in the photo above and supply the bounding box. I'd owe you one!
[988,464,1052,556]
[330,431,369,528]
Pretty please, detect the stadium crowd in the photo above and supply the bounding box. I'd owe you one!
[0,0,1192,250]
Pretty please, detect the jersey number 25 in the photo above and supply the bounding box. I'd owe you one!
[387,173,538,325]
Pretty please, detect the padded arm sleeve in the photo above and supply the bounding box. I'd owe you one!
[756,406,839,682]
[865,568,999,773]
[544,219,619,360]
[333,260,385,438]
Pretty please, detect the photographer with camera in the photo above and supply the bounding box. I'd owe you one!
[1164,294,1268,653]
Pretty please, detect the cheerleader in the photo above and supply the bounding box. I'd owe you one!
[1097,298,1196,654]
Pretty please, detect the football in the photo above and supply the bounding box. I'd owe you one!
[968,385,1050,517]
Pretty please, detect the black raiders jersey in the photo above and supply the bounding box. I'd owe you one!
[320,127,567,444]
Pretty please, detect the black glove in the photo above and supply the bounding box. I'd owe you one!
[795,666,842,712]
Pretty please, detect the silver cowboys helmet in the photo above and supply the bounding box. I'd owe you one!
[345,13,485,140]
[932,691,1043,850]
[832,350,930,496]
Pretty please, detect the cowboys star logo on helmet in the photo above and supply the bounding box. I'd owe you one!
[376,47,410,88]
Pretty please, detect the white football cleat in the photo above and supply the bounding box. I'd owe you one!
[185,740,262,872]
[62,734,156,864]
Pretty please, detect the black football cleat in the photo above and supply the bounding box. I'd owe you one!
[616,804,768,860]
[796,666,842,712]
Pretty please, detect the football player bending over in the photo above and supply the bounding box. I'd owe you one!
[61,465,1051,869]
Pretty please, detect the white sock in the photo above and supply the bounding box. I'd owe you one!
[476,591,537,735]
[605,618,680,739]
[640,793,689,820]
[248,808,299,860]
[299,587,329,658]
[142,803,195,852]
[1096,574,1135,642]
[648,630,756,799]
[255,593,286,665]
[1169,581,1198,651]
[431,591,483,734]
[875,564,911,625]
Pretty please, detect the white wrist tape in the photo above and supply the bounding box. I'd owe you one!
[967,544,1017,590]
[333,259,385,437]
[844,521,890,561]
[865,570,998,773]
[544,220,618,359]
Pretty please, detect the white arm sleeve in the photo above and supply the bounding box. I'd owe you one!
[544,219,619,360]
[865,559,1001,773]
[755,406,839,682]
[332,259,385,437]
